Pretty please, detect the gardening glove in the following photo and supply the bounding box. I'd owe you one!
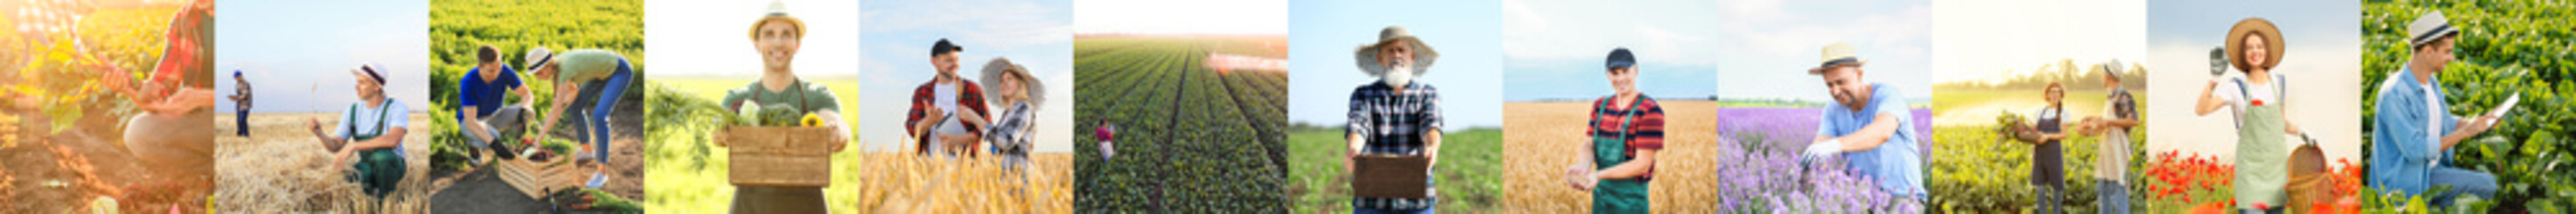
[1801,139,1843,162]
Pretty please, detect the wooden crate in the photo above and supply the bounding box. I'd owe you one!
[497,158,586,199]
[1351,154,1431,198]
[720,126,839,187]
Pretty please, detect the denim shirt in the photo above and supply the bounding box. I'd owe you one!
[2369,66,2460,195]
[1815,83,1924,197]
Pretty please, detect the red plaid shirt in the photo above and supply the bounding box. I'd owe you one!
[908,78,989,155]
[1589,95,1664,180]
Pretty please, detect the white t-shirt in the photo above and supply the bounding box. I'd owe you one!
[335,99,411,158]
[2212,74,2286,113]
[932,81,967,153]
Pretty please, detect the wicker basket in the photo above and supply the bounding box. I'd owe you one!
[1352,154,1431,198]
[2284,143,2330,214]
[721,126,839,187]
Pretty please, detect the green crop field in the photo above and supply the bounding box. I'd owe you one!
[1285,127,1502,212]
[2361,1,2576,211]
[1072,36,1290,211]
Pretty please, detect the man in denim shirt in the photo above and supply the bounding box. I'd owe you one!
[2370,11,2499,206]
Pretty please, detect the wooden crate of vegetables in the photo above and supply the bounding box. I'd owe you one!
[719,103,838,187]
[499,139,586,199]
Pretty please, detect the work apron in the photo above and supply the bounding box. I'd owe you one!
[343,103,405,198]
[1591,98,1649,213]
[2234,101,2287,210]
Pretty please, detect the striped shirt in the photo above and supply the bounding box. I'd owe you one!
[1348,81,1440,210]
[1590,95,1665,180]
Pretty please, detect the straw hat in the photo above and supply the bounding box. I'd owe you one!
[1354,26,1437,77]
[748,0,804,40]
[1807,42,1866,75]
[981,57,1044,108]
[2407,12,2458,48]
[2226,18,2284,71]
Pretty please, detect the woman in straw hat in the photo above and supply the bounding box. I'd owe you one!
[981,57,1042,170]
[1346,25,1444,213]
[2193,17,2311,213]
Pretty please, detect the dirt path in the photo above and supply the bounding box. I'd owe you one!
[3,108,206,213]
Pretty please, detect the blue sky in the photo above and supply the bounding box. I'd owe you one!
[215,0,428,113]
[1932,0,2146,84]
[1288,0,1504,129]
[1711,0,1934,102]
[1501,0,1722,102]
[644,0,858,78]
[856,0,1074,152]
[2143,0,2361,161]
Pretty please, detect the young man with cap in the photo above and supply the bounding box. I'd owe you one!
[458,45,536,161]
[306,63,410,198]
[1345,25,1443,214]
[909,38,991,158]
[526,45,637,189]
[1564,47,1660,213]
[2083,61,2140,214]
[722,4,844,212]
[231,70,251,137]
[1797,42,1927,205]
[2196,18,2311,213]
[2370,11,2499,206]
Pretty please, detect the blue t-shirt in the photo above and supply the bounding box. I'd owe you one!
[458,65,522,121]
[1814,83,1925,197]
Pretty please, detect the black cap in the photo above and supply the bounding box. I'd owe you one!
[932,38,964,56]
[1606,47,1636,70]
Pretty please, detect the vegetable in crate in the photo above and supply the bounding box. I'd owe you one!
[734,103,763,126]
[760,103,804,127]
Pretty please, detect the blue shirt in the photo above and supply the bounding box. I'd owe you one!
[1815,83,1924,197]
[458,65,522,121]
[2370,66,2459,195]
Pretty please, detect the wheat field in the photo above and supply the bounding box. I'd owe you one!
[212,112,436,213]
[1504,101,1718,213]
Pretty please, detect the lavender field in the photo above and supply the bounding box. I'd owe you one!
[1708,107,1932,212]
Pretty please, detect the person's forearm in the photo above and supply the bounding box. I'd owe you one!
[345,129,406,151]
[2106,119,2139,128]
[1425,131,1441,167]
[1832,114,1901,152]
[2441,130,2477,151]
[2195,86,2224,115]
[1347,133,1365,154]
[1596,150,1656,178]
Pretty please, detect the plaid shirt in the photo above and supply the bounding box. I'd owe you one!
[1348,81,1440,210]
[1590,95,1664,180]
[909,78,989,155]
[985,102,1034,156]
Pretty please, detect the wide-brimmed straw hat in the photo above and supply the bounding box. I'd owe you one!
[981,57,1044,108]
[1807,42,1866,75]
[2226,18,2284,71]
[1354,26,1437,77]
[2407,12,2458,48]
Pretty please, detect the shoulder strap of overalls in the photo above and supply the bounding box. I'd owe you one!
[2231,78,2252,130]
[1616,97,1640,139]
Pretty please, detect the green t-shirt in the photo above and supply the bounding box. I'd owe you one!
[552,49,625,83]
[721,79,840,113]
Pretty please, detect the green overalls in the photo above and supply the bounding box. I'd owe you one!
[1592,99,1649,213]
[344,103,405,198]
[2233,81,2287,210]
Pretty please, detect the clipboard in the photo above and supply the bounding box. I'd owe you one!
[1351,154,1431,198]
[2482,93,2519,128]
